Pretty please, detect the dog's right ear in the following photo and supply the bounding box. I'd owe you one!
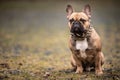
[66,4,73,19]
[83,4,91,18]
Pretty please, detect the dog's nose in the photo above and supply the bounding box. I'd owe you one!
[73,22,80,28]
[74,24,79,28]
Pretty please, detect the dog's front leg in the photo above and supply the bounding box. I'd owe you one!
[95,51,103,75]
[72,53,83,74]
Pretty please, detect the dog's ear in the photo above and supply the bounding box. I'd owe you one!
[83,4,91,18]
[66,4,73,19]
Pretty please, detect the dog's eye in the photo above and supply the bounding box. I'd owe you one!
[80,18,86,23]
[69,19,74,23]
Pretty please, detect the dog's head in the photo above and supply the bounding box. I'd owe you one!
[66,4,91,38]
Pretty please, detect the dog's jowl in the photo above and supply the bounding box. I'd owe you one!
[66,4,104,75]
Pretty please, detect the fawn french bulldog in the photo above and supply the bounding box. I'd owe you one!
[66,4,104,75]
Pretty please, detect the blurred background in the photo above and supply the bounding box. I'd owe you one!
[0,0,120,79]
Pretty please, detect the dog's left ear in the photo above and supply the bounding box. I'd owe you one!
[66,4,73,19]
[83,4,91,18]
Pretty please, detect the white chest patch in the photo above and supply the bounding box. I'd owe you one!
[76,38,88,58]
[76,38,88,51]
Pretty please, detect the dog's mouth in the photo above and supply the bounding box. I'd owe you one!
[70,26,87,38]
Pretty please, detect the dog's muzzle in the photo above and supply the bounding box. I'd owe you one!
[70,21,87,38]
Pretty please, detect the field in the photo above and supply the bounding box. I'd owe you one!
[0,1,120,80]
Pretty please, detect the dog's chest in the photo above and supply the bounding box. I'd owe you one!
[76,38,88,51]
[75,38,88,58]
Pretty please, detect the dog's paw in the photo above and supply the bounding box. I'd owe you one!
[95,70,103,76]
[75,68,83,74]
[75,70,82,74]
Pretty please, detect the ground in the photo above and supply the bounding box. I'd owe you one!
[0,25,120,80]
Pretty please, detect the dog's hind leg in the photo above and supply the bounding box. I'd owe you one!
[101,52,104,66]
[71,55,77,72]
[95,51,104,75]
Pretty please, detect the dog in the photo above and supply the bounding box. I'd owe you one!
[66,4,104,75]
